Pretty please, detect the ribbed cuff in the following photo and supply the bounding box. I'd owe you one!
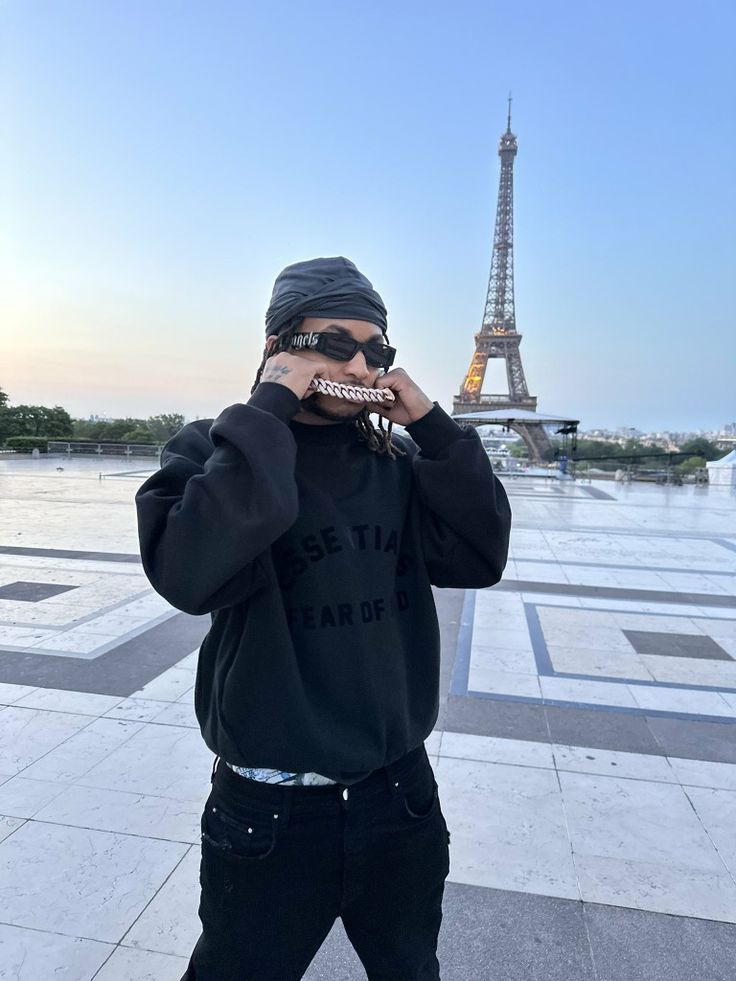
[405,403,465,458]
[247,382,302,424]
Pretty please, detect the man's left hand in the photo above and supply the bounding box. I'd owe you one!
[373,368,434,427]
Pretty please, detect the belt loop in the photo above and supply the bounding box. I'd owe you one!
[277,787,292,830]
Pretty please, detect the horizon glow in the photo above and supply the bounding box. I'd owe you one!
[2,1,734,432]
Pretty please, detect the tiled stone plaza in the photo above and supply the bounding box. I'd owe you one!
[0,453,734,979]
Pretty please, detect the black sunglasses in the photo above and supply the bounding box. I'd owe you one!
[289,332,396,370]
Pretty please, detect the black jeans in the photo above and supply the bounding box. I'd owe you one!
[180,744,450,981]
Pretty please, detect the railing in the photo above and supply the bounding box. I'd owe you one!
[476,395,536,406]
[47,441,163,458]
[455,395,537,407]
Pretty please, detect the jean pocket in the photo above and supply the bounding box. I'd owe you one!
[402,778,440,821]
[201,801,278,861]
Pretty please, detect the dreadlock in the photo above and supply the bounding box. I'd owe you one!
[251,317,405,461]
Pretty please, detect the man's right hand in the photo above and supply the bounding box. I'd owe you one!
[260,352,330,400]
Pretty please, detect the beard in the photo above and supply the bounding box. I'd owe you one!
[300,392,365,422]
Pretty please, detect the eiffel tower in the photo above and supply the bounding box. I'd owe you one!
[453,100,552,463]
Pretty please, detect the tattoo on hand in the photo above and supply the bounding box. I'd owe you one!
[262,365,292,382]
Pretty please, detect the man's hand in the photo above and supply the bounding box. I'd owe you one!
[373,368,434,427]
[260,352,330,400]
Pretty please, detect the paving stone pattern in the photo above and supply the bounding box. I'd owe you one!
[0,455,734,979]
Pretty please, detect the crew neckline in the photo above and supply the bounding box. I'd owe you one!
[289,419,360,445]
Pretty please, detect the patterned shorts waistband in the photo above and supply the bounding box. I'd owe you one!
[224,762,337,787]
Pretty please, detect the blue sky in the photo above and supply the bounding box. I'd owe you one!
[2,0,734,431]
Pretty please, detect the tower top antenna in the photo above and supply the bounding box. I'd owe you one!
[507,92,512,132]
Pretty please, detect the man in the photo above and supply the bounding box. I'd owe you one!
[135,256,511,980]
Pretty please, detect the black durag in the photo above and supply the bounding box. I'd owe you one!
[265,256,388,337]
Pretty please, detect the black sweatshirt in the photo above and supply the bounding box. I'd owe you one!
[135,383,511,783]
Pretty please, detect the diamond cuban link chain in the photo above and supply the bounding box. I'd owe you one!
[308,378,395,404]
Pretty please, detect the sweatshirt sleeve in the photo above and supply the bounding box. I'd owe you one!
[134,383,301,615]
[405,404,512,588]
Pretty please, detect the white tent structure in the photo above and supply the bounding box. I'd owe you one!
[453,408,578,427]
[707,449,736,487]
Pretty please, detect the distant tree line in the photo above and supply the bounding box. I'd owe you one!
[71,413,185,444]
[510,436,725,472]
[0,385,184,451]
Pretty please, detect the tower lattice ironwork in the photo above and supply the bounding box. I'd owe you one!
[453,100,551,462]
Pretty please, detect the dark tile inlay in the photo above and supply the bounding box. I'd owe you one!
[445,693,736,764]
[305,882,597,981]
[580,485,617,500]
[584,901,736,981]
[645,715,736,765]
[437,882,595,981]
[445,694,551,744]
[306,881,736,980]
[544,704,667,757]
[0,545,140,563]
[623,630,733,661]
[0,580,77,602]
[0,613,209,696]
[496,579,736,608]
